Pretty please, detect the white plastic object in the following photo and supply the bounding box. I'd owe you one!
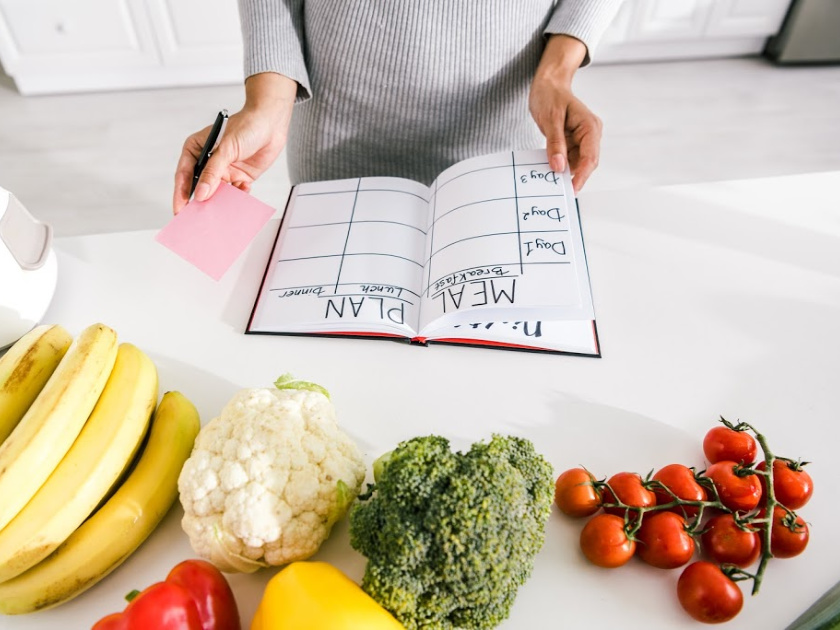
[0,186,58,350]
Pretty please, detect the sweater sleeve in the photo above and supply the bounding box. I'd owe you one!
[544,0,625,66]
[237,0,311,101]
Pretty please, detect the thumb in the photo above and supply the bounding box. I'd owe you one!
[193,140,235,202]
[544,117,568,173]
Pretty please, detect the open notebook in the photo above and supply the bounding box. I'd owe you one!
[247,149,599,355]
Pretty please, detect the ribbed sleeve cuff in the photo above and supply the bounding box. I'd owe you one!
[238,0,312,102]
[545,0,625,66]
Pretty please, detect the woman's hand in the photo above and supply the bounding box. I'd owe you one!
[173,72,297,214]
[529,35,602,193]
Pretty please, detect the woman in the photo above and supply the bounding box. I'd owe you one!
[173,0,624,213]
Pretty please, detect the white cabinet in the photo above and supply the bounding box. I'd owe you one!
[0,0,243,95]
[596,0,793,63]
[626,0,714,40]
[706,0,792,37]
[0,0,794,94]
[145,0,242,72]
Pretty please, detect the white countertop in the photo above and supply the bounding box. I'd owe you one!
[7,171,840,629]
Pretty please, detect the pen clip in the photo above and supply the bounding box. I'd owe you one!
[210,109,229,154]
[189,109,230,200]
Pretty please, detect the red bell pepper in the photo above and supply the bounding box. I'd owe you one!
[92,559,241,630]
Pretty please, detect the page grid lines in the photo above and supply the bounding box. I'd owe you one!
[247,150,597,355]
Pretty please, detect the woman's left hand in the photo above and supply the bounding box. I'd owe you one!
[529,35,602,193]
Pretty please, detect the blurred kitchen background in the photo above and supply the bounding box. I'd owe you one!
[0,0,838,237]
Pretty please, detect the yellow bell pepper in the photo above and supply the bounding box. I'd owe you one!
[251,561,405,630]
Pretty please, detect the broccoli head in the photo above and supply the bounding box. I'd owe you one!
[349,434,554,629]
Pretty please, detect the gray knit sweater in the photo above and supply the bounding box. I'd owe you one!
[238,1,623,185]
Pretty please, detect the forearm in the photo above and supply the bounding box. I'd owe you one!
[534,35,587,88]
[244,72,298,114]
[238,0,311,100]
[544,0,625,66]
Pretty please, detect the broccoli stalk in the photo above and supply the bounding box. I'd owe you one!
[349,434,554,630]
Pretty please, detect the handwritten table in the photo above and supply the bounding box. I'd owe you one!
[247,151,596,353]
[7,170,840,629]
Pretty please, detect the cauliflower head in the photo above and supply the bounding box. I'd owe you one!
[178,377,366,573]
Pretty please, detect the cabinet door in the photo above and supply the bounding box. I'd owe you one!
[145,0,243,78]
[595,0,794,63]
[624,0,714,42]
[705,0,791,37]
[0,0,160,80]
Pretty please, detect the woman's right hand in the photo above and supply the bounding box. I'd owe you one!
[173,72,298,214]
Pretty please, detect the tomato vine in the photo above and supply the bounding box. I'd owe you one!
[556,416,813,623]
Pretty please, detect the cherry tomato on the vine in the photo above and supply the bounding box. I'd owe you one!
[704,461,763,512]
[601,472,656,518]
[703,425,757,464]
[765,505,809,558]
[756,459,813,510]
[554,468,602,518]
[677,561,744,624]
[635,511,695,569]
[651,463,707,517]
[579,513,636,568]
[700,513,761,568]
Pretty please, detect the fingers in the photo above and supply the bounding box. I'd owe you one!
[172,127,212,214]
[193,139,235,203]
[173,145,198,214]
[543,118,569,174]
[530,79,571,174]
[171,124,238,213]
[531,78,603,193]
[570,119,602,193]
[571,156,597,193]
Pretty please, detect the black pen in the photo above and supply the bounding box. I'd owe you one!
[190,109,229,198]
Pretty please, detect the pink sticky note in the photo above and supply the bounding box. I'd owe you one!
[155,183,275,281]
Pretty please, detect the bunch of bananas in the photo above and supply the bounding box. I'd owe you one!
[0,323,201,614]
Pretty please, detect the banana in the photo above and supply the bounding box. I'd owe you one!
[0,324,73,445]
[0,322,118,532]
[0,391,200,614]
[0,342,158,583]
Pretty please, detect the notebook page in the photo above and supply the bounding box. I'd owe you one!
[422,319,599,355]
[418,150,595,334]
[248,177,429,336]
